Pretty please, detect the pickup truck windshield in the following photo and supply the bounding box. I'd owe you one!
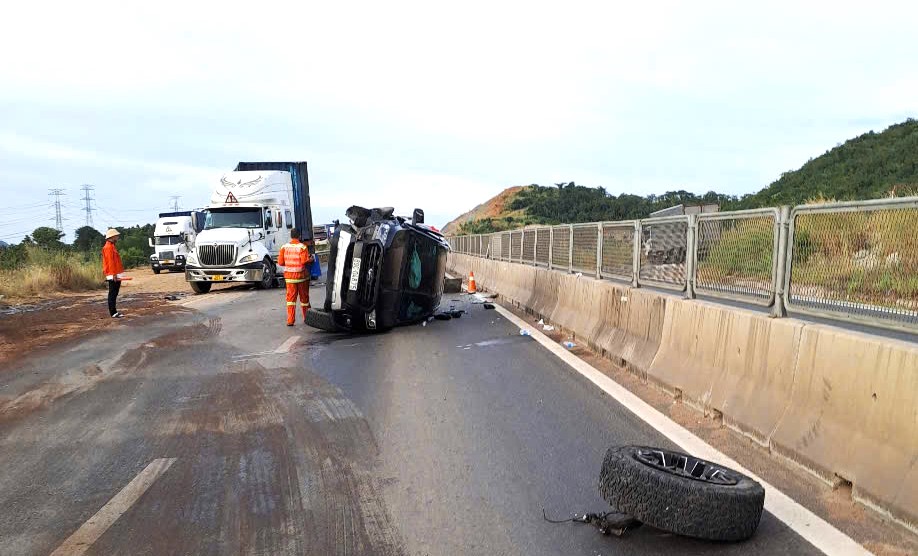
[204,208,263,229]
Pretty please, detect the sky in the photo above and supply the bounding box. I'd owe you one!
[1,0,916,243]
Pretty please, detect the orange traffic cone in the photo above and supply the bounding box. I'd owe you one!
[468,271,477,294]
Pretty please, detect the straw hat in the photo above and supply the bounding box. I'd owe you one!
[105,228,121,240]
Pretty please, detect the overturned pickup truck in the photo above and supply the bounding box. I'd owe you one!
[306,206,450,332]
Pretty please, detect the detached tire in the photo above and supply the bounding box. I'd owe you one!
[598,446,764,542]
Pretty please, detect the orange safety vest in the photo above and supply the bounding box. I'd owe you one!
[278,239,312,283]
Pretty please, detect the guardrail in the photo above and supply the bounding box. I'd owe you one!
[448,197,918,333]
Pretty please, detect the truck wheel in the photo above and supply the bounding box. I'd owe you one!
[598,445,764,542]
[305,308,340,331]
[190,281,212,294]
[152,268,161,275]
[255,258,275,290]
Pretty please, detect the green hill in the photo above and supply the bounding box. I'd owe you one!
[734,118,918,208]
[447,118,918,235]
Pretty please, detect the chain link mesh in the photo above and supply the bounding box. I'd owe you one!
[501,232,511,260]
[535,227,551,266]
[510,231,523,261]
[695,213,776,303]
[638,218,688,289]
[522,230,536,263]
[552,225,571,268]
[572,224,598,274]
[601,223,634,280]
[789,205,918,325]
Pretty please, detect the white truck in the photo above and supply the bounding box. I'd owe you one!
[184,161,315,294]
[148,211,203,274]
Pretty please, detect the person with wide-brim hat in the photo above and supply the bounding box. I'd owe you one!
[102,228,125,318]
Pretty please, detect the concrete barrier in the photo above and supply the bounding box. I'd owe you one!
[648,300,803,446]
[770,325,918,528]
[447,252,918,529]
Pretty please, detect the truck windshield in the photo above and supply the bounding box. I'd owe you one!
[154,235,182,245]
[204,208,263,229]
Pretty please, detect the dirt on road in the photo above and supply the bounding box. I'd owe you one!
[0,268,235,368]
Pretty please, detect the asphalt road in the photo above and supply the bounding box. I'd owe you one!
[0,284,825,555]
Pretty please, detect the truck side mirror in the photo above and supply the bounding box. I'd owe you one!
[148,238,154,248]
[413,208,424,224]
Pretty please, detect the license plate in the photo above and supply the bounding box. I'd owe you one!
[348,258,362,291]
[212,275,224,281]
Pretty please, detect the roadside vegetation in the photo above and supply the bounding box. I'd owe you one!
[0,224,154,301]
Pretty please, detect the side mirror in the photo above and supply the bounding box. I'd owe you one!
[412,208,425,224]
[148,238,154,248]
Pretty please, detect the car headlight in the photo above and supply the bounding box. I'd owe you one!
[150,255,158,261]
[186,252,198,264]
[239,253,260,264]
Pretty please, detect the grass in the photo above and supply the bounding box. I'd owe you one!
[0,246,105,301]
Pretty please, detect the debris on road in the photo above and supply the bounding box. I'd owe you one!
[434,313,452,321]
[542,508,643,537]
[598,445,765,542]
[483,303,496,310]
[519,329,532,336]
[443,274,463,293]
[563,341,576,349]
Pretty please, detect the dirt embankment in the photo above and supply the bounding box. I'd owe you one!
[0,268,197,367]
[441,185,528,236]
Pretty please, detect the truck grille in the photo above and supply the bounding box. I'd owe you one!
[360,244,381,306]
[198,244,236,266]
[159,251,174,260]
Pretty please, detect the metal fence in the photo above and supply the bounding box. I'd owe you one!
[447,196,918,333]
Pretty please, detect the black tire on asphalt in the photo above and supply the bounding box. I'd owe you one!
[305,308,340,332]
[152,268,161,275]
[190,281,212,294]
[254,258,275,290]
[598,445,765,542]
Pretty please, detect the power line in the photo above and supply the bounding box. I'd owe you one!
[168,195,181,211]
[80,184,95,228]
[48,188,66,233]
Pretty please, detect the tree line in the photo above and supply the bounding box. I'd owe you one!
[0,225,154,270]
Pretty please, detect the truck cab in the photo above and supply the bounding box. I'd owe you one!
[148,211,202,274]
[184,162,315,294]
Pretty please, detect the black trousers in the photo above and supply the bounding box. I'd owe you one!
[107,279,121,316]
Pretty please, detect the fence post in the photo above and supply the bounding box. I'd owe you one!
[533,229,538,264]
[548,227,554,270]
[632,221,641,287]
[685,214,697,299]
[772,206,790,318]
[596,222,603,279]
[568,225,574,273]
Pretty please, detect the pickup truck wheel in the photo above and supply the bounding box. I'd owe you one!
[152,268,161,275]
[190,281,212,294]
[255,258,275,290]
[305,308,340,331]
[598,445,764,542]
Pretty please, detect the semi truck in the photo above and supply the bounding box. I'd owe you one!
[184,161,316,294]
[148,211,204,274]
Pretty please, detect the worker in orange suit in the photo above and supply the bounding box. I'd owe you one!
[277,228,313,326]
[102,228,126,318]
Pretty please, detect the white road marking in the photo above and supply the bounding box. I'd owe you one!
[493,305,870,556]
[274,335,300,354]
[50,458,177,556]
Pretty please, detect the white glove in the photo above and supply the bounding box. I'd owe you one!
[106,275,114,280]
